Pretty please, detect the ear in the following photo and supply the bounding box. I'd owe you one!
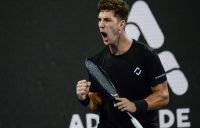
[119,20,126,31]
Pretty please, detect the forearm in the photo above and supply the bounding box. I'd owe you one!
[87,92,102,111]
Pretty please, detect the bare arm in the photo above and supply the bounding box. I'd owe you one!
[145,81,169,110]
[88,92,102,111]
[114,81,169,113]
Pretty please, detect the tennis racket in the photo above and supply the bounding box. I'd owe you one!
[85,58,143,128]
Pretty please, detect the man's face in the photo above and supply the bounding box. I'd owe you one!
[98,10,123,45]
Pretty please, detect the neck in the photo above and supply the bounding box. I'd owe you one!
[109,33,132,56]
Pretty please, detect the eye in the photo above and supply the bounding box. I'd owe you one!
[105,18,111,22]
[98,18,101,22]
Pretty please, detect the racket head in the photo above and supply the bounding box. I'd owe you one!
[85,58,119,101]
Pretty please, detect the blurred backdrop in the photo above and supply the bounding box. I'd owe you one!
[0,0,199,128]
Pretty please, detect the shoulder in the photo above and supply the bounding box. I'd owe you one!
[134,40,155,53]
[132,39,157,58]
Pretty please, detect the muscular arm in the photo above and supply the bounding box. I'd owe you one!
[113,81,169,113]
[87,92,102,111]
[145,81,169,110]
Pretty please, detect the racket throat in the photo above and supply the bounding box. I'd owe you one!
[112,94,119,98]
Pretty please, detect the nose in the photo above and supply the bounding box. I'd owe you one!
[98,21,105,29]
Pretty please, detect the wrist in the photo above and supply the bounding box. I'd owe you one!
[134,99,148,113]
[78,95,90,106]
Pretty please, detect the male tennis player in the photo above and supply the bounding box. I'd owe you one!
[76,0,169,127]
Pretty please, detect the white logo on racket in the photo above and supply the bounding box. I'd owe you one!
[125,0,188,96]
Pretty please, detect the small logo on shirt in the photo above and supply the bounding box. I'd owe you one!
[155,73,166,80]
[134,67,142,76]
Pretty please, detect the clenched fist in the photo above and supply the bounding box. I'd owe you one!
[76,80,91,100]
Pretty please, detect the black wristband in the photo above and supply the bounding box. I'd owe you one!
[78,95,90,106]
[134,99,148,113]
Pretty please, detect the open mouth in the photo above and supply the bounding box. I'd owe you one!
[101,32,107,38]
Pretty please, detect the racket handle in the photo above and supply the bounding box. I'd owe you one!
[127,112,143,128]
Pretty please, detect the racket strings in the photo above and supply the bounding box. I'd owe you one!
[85,60,118,97]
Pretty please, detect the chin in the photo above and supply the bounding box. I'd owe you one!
[103,41,110,46]
[103,40,108,45]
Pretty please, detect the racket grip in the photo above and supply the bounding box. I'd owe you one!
[127,112,143,128]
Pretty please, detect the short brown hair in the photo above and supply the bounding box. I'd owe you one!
[97,0,129,21]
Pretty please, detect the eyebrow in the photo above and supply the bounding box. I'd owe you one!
[98,17,112,21]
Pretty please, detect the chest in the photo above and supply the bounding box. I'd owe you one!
[102,56,150,100]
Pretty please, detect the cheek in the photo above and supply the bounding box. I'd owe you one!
[109,26,119,35]
[112,28,120,36]
[113,25,120,33]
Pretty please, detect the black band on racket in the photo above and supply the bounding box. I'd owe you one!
[78,95,90,106]
[134,99,148,113]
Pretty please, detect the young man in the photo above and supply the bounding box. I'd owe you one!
[76,0,169,127]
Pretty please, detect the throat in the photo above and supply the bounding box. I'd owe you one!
[109,47,125,55]
[109,39,133,56]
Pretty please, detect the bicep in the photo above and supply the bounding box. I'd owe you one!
[151,81,168,94]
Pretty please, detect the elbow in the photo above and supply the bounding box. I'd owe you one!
[160,83,170,106]
[162,91,169,106]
